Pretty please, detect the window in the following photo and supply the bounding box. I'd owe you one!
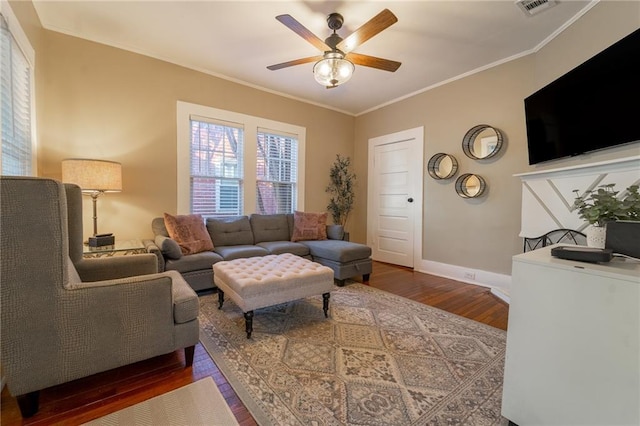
[190,118,244,217]
[177,102,305,216]
[1,5,36,176]
[256,130,298,214]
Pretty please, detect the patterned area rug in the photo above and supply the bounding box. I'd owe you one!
[83,377,238,425]
[199,284,508,425]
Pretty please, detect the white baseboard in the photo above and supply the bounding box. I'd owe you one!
[490,288,511,304]
[417,259,511,304]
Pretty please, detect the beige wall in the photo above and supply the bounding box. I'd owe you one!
[11,1,354,241]
[11,1,639,277]
[353,57,533,274]
[353,2,640,275]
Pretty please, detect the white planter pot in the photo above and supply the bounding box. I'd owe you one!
[586,225,606,248]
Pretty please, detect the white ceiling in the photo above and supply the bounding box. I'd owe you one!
[32,0,594,115]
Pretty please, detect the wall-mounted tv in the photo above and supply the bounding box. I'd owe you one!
[524,29,640,165]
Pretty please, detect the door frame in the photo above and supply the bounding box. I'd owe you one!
[366,126,424,269]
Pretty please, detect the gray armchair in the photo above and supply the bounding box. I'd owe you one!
[0,177,200,418]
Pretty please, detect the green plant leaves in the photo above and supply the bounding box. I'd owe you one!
[573,184,640,226]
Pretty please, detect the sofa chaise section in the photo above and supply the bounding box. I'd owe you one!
[301,239,372,285]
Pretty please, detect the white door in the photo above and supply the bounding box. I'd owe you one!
[367,127,423,268]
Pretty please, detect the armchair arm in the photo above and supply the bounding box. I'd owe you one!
[69,271,172,291]
[75,254,158,282]
[69,270,198,332]
[63,273,178,371]
[72,270,198,324]
[167,270,199,324]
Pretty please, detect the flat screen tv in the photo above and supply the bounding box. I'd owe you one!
[524,29,640,165]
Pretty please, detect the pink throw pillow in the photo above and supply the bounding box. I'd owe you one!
[291,211,328,242]
[163,213,214,255]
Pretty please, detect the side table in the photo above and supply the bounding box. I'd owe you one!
[83,239,146,258]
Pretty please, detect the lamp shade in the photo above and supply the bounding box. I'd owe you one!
[61,159,122,192]
[313,53,354,88]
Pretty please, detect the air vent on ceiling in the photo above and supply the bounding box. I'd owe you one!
[515,0,558,17]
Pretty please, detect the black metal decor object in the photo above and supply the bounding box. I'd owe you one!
[427,153,458,180]
[523,229,587,252]
[462,124,504,159]
[455,173,487,198]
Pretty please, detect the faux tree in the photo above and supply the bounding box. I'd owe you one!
[326,154,356,228]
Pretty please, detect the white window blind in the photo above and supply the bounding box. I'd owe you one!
[190,118,244,217]
[256,129,298,214]
[1,12,33,176]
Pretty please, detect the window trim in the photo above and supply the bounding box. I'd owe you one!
[0,0,37,175]
[176,101,306,214]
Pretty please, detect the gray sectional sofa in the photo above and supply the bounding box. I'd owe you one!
[143,214,372,292]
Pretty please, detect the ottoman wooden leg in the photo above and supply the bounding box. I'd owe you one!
[217,289,225,309]
[244,311,254,338]
[322,292,330,318]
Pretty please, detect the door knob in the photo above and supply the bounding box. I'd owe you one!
[407,198,414,203]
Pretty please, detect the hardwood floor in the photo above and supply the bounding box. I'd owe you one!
[1,261,509,425]
[369,262,509,330]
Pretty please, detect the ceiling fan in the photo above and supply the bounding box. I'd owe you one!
[267,9,401,88]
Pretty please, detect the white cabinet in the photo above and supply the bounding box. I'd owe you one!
[502,245,640,425]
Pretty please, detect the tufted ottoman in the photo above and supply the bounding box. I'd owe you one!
[213,253,335,338]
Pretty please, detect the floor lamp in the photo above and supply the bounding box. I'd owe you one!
[61,159,122,246]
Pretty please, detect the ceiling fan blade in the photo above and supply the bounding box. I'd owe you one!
[337,9,398,52]
[347,52,401,72]
[267,55,324,71]
[276,14,331,52]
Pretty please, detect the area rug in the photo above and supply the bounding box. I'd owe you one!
[199,283,508,425]
[83,377,239,425]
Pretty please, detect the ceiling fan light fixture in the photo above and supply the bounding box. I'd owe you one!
[269,10,400,86]
[313,53,354,88]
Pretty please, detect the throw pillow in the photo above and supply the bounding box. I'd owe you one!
[155,235,183,260]
[163,213,214,255]
[291,211,328,242]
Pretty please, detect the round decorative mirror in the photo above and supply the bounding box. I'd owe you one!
[427,153,458,180]
[462,124,504,160]
[455,173,486,198]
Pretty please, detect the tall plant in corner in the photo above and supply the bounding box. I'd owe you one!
[326,154,356,229]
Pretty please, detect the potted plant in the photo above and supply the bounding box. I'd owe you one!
[326,154,356,241]
[573,183,640,247]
